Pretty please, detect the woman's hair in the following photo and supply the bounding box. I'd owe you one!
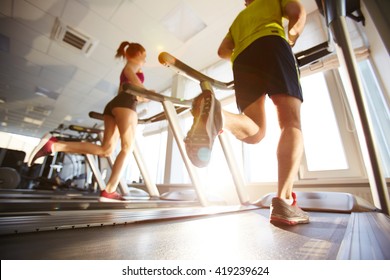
[115,41,145,59]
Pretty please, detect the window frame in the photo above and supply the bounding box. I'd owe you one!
[298,69,367,180]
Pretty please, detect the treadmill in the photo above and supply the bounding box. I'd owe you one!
[0,0,389,260]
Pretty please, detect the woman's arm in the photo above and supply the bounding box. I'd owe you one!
[123,65,149,102]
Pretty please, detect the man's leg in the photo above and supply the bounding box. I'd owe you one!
[223,95,266,144]
[269,94,308,225]
[270,94,303,200]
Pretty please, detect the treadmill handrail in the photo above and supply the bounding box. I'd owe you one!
[88,111,104,121]
[68,124,103,134]
[158,52,235,90]
[89,106,189,125]
[122,83,193,107]
[294,41,334,67]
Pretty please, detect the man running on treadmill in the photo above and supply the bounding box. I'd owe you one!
[184,0,309,225]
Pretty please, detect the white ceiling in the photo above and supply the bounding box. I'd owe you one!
[0,0,326,137]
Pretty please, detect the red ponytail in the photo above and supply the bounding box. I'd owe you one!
[115,41,145,59]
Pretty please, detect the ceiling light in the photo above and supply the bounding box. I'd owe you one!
[64,115,72,121]
[0,97,5,104]
[23,117,43,126]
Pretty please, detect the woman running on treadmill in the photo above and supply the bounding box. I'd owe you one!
[28,41,149,202]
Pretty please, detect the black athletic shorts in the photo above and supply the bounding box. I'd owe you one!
[103,93,138,117]
[233,35,303,112]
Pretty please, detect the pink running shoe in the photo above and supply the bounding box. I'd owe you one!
[270,192,310,225]
[28,133,58,166]
[99,190,125,202]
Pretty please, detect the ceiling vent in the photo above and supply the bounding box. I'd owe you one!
[51,18,98,56]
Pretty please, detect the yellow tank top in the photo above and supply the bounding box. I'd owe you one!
[227,0,299,63]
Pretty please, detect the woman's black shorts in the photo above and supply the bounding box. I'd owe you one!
[233,35,303,112]
[103,93,138,117]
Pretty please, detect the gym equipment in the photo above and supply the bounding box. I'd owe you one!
[0,148,25,189]
[317,0,389,215]
[31,125,97,192]
[117,83,247,206]
[0,0,389,262]
[0,167,20,189]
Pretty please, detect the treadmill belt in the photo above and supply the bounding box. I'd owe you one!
[0,209,352,260]
[0,205,257,235]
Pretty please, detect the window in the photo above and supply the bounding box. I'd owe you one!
[358,60,390,178]
[299,69,365,179]
[242,99,279,182]
[235,69,366,182]
[300,72,348,171]
[128,124,168,184]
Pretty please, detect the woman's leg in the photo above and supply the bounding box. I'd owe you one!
[28,115,119,167]
[104,107,138,193]
[53,115,119,157]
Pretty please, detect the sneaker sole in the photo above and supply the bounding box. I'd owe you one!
[185,91,222,167]
[98,196,127,202]
[188,93,213,142]
[27,133,53,167]
[189,91,222,143]
[270,215,310,225]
